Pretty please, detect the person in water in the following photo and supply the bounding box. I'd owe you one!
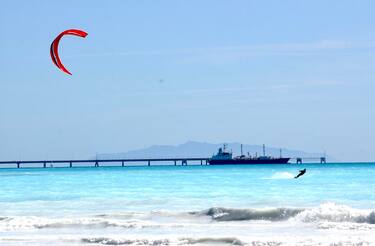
[294,168,306,179]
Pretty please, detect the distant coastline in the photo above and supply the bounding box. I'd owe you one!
[96,141,333,161]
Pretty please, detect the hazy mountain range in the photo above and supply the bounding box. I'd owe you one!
[97,141,331,161]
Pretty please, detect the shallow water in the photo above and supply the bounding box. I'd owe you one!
[0,163,374,245]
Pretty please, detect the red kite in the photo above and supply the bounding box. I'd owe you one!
[50,29,88,75]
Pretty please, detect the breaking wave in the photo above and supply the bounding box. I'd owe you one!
[82,237,171,245]
[295,203,375,224]
[0,217,166,231]
[81,237,246,245]
[80,236,375,246]
[1,203,375,232]
[196,203,375,224]
[195,207,303,221]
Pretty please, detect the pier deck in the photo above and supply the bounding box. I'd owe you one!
[0,158,210,168]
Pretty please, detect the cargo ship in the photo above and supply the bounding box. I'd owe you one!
[208,144,290,165]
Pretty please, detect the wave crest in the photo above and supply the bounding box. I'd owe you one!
[295,203,375,224]
[82,237,170,245]
[0,217,162,231]
[81,237,245,246]
[199,207,303,221]
[194,203,375,224]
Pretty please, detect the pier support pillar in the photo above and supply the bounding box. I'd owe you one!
[70,162,72,168]
[148,160,150,166]
[182,160,187,166]
[43,162,46,168]
[122,161,124,167]
[17,162,20,168]
[95,161,99,167]
[200,160,203,165]
[174,160,176,166]
[296,158,302,164]
[320,157,326,164]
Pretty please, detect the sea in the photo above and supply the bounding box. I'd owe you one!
[0,163,375,245]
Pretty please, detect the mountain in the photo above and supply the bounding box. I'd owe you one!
[97,141,331,161]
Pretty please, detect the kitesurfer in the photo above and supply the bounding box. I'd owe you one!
[294,168,306,179]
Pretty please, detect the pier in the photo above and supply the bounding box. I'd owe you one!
[290,157,326,164]
[0,158,210,168]
[0,157,327,169]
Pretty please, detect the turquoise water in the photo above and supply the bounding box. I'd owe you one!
[0,163,375,245]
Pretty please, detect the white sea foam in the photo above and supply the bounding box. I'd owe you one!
[1,234,375,246]
[0,216,162,231]
[294,202,375,224]
[264,172,295,180]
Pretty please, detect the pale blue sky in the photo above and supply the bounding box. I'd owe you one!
[1,0,375,161]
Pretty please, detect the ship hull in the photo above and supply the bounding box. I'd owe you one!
[209,158,290,165]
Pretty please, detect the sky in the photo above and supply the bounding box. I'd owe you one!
[1,0,375,161]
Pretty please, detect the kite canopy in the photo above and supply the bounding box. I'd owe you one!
[50,29,88,75]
